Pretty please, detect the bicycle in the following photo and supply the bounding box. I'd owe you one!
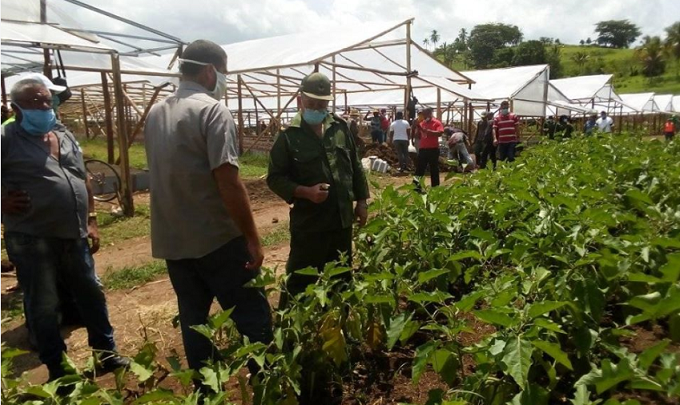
[84,159,121,204]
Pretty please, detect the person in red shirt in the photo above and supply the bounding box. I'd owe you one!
[493,100,520,162]
[664,117,676,141]
[414,108,444,190]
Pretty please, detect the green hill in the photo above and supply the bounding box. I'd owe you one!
[558,45,680,95]
[442,45,680,95]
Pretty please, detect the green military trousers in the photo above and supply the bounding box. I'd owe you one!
[280,227,353,307]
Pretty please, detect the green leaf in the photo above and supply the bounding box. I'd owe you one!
[408,291,452,304]
[133,389,178,404]
[502,336,533,390]
[412,341,437,384]
[534,318,566,334]
[327,266,352,278]
[365,294,396,305]
[528,301,567,319]
[199,367,219,393]
[417,269,449,284]
[454,291,485,312]
[638,340,670,372]
[400,320,421,344]
[510,385,549,405]
[130,361,153,383]
[474,309,515,328]
[448,250,483,261]
[294,267,319,276]
[660,254,680,282]
[208,308,234,330]
[570,385,591,405]
[594,359,634,394]
[386,313,410,350]
[531,340,573,370]
[430,349,458,386]
[585,279,606,322]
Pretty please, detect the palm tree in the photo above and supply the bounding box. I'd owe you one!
[430,30,440,50]
[636,35,666,79]
[665,22,680,77]
[422,38,430,50]
[571,51,589,74]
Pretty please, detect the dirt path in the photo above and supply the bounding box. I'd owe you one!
[0,174,430,386]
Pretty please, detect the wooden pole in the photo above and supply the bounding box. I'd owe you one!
[237,74,245,155]
[254,99,260,136]
[405,21,412,120]
[244,90,299,154]
[436,88,442,121]
[2,74,7,107]
[40,0,52,80]
[277,68,281,115]
[332,55,337,114]
[110,53,134,217]
[80,89,90,139]
[101,72,115,164]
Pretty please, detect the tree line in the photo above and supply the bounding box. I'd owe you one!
[423,20,680,81]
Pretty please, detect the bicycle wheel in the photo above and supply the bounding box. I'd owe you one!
[84,159,121,203]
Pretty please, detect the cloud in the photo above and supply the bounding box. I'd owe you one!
[38,0,680,49]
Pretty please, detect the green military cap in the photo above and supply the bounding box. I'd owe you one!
[300,72,334,101]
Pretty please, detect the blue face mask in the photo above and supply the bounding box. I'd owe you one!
[302,109,328,125]
[17,107,57,136]
[501,108,509,115]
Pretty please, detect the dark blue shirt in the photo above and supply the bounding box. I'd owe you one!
[1,122,88,239]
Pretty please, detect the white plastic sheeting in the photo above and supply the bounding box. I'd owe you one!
[461,65,555,116]
[674,96,680,113]
[1,21,114,53]
[550,75,614,102]
[653,94,674,112]
[619,93,659,114]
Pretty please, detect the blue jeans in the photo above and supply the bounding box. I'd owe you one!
[4,233,116,373]
[166,236,273,372]
[498,142,517,162]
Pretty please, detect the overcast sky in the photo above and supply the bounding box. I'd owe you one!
[41,0,680,48]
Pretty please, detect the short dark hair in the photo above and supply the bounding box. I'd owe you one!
[396,111,403,119]
[423,107,433,114]
[180,40,227,76]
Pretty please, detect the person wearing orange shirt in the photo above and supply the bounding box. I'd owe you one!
[664,117,676,141]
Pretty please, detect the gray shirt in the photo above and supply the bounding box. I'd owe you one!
[1,122,88,239]
[144,81,242,260]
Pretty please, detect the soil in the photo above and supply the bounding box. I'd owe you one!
[363,142,452,174]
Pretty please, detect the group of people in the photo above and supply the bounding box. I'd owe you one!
[2,37,677,392]
[1,40,370,388]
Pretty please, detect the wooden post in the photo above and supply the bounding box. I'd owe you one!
[1,74,7,107]
[468,102,474,135]
[237,74,245,155]
[110,53,134,217]
[344,90,348,112]
[40,0,52,80]
[254,99,260,136]
[101,72,115,164]
[277,69,281,116]
[404,21,412,120]
[436,88,442,121]
[80,88,90,139]
[331,55,337,114]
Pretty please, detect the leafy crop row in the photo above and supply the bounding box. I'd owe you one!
[2,134,679,405]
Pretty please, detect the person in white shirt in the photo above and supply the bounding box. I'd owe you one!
[596,111,614,133]
[388,111,412,172]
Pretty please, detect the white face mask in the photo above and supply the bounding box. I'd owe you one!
[179,58,228,100]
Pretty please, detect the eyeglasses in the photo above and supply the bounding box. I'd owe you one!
[15,96,53,109]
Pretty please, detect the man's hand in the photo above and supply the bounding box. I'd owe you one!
[493,138,498,146]
[355,201,368,227]
[245,238,264,270]
[88,218,101,254]
[2,190,31,215]
[301,183,330,204]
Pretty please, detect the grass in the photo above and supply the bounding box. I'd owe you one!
[1,292,24,321]
[97,203,151,246]
[101,260,166,291]
[262,222,290,247]
[78,137,270,178]
[79,138,148,170]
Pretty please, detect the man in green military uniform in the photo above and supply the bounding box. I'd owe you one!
[267,72,369,305]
